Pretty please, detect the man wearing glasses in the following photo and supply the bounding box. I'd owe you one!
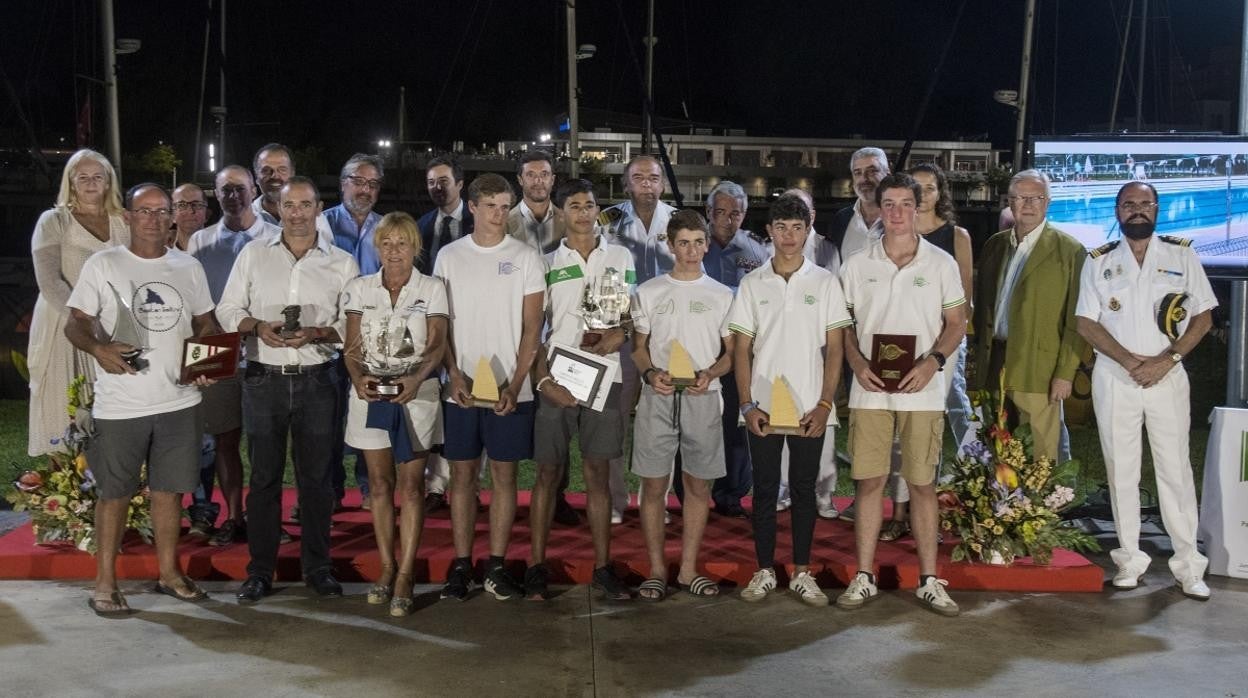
[971,169,1087,462]
[170,184,210,251]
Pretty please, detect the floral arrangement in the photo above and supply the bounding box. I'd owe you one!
[938,388,1098,565]
[6,376,153,552]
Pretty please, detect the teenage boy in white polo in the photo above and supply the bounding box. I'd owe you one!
[728,194,851,607]
[528,178,636,601]
[631,209,734,600]
[434,173,546,601]
[835,173,967,617]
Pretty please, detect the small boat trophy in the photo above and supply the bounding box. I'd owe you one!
[355,319,420,400]
[579,268,630,349]
[107,282,150,371]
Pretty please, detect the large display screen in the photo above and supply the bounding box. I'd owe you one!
[1031,137,1248,256]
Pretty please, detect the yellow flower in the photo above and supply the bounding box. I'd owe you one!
[75,453,89,476]
[993,525,1004,535]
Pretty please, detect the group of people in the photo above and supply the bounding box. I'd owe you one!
[27,142,1217,618]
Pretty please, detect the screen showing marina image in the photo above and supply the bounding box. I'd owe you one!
[1032,137,1248,257]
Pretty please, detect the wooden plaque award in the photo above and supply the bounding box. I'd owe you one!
[668,340,698,388]
[766,375,802,435]
[470,356,501,407]
[870,334,917,393]
[179,332,241,384]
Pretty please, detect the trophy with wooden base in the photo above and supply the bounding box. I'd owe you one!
[870,333,916,393]
[765,375,802,435]
[107,282,150,371]
[579,268,630,349]
[469,356,501,407]
[354,320,420,401]
[667,340,698,389]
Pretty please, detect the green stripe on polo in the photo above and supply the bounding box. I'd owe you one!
[826,319,854,331]
[942,297,967,309]
[728,323,755,337]
[1241,431,1248,482]
[546,265,585,286]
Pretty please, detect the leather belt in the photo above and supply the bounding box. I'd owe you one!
[249,361,333,376]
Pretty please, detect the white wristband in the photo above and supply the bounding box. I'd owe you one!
[536,376,555,393]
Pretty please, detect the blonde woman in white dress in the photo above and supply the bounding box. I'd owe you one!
[27,149,129,456]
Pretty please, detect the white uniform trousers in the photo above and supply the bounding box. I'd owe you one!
[1092,360,1207,582]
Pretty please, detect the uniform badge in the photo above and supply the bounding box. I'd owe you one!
[1115,264,1123,276]
[1108,297,1121,311]
[1102,269,1112,280]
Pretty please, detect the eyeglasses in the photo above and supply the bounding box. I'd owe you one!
[1009,195,1048,205]
[345,175,382,190]
[173,201,208,212]
[1117,201,1158,212]
[130,207,172,218]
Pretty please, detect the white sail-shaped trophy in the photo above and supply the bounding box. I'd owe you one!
[107,282,150,371]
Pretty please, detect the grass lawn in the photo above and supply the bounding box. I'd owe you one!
[1,337,1227,505]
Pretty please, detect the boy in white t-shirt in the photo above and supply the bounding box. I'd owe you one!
[528,179,636,601]
[727,194,852,608]
[66,183,218,615]
[434,173,547,602]
[631,210,734,600]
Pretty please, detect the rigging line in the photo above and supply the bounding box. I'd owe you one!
[1162,0,1197,108]
[423,0,482,142]
[681,0,693,123]
[443,0,495,144]
[1108,0,1135,131]
[895,0,967,169]
[1051,0,1059,134]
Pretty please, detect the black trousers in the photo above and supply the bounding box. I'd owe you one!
[243,363,340,579]
[747,431,825,568]
[712,378,753,509]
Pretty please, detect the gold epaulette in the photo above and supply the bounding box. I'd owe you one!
[597,206,624,227]
[1089,240,1120,259]
[1159,235,1192,247]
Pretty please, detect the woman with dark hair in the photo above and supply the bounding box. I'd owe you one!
[27,149,130,456]
[877,163,974,542]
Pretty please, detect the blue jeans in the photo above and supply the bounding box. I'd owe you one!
[188,433,220,524]
[242,363,340,579]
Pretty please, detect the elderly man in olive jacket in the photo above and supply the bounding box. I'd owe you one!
[972,169,1087,462]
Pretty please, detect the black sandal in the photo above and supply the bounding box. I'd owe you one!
[88,590,135,617]
[677,575,720,597]
[638,578,667,602]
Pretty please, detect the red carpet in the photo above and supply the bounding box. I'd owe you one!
[0,491,1104,592]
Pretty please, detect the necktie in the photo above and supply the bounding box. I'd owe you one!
[437,215,454,255]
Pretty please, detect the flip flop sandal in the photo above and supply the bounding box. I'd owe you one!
[88,590,135,617]
[638,578,668,602]
[154,577,209,602]
[678,575,720,597]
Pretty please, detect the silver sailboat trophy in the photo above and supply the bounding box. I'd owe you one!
[107,282,150,371]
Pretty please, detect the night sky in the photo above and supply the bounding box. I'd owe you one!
[2,0,1243,172]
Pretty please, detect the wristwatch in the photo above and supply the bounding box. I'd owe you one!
[739,401,760,417]
[929,351,947,371]
[1168,351,1183,363]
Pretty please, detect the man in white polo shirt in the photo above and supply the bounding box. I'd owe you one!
[728,194,851,607]
[434,173,546,602]
[631,209,735,600]
[835,173,967,617]
[187,165,281,547]
[66,183,217,614]
[216,176,359,604]
[528,178,637,601]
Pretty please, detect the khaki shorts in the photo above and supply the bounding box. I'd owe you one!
[848,409,943,485]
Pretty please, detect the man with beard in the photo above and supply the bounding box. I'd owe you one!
[250,143,330,238]
[418,156,475,275]
[1076,181,1216,600]
[324,154,386,510]
[187,165,281,547]
[507,150,565,255]
[972,170,1086,462]
[822,147,889,264]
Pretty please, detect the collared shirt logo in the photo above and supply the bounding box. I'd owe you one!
[913,276,928,287]
[1108,297,1121,311]
[689,300,709,313]
[804,294,816,305]
[407,299,428,314]
[655,299,675,315]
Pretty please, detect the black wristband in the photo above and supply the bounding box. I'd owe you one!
[642,367,658,384]
[929,351,947,370]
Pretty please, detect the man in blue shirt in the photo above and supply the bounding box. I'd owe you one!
[324,154,384,275]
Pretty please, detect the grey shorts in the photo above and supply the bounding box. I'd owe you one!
[533,384,624,464]
[631,388,726,480]
[200,374,242,435]
[87,404,203,499]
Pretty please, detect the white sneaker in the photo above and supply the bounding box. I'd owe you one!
[816,496,839,520]
[610,509,623,525]
[740,568,776,602]
[788,571,829,607]
[1111,568,1144,589]
[835,571,879,609]
[916,577,959,616]
[1179,577,1211,601]
[775,498,791,512]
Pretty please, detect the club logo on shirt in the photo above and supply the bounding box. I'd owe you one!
[689,300,709,313]
[132,282,184,332]
[498,261,519,275]
[1108,297,1121,311]
[656,299,675,315]
[407,299,428,315]
[913,277,928,287]
[759,299,769,306]
[803,294,816,305]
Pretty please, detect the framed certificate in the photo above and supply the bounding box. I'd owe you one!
[870,333,916,393]
[548,344,617,411]
[179,332,242,384]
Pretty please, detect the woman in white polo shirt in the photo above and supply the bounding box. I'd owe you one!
[342,212,448,617]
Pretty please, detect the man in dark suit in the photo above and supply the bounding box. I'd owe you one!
[417,156,474,275]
